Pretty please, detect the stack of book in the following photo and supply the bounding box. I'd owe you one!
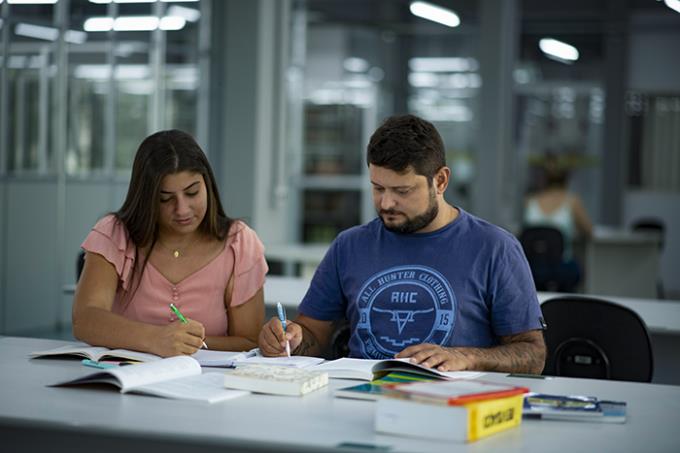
[374,379,529,443]
[522,393,627,423]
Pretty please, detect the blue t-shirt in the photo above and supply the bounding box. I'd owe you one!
[298,208,542,359]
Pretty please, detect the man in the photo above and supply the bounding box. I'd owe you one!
[259,114,546,374]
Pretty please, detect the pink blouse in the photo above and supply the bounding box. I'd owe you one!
[81,215,268,336]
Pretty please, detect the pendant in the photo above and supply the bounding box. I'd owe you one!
[173,250,180,258]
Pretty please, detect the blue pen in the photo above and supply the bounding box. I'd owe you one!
[276,302,291,357]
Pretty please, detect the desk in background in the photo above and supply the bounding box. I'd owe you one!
[2,336,679,453]
[582,226,661,298]
[265,243,328,277]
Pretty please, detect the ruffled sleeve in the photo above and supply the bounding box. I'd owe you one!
[229,221,268,307]
[80,215,137,291]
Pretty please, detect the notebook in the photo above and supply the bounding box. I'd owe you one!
[223,364,329,396]
[52,356,248,404]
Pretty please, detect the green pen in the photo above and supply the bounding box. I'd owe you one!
[169,303,188,323]
[169,303,208,349]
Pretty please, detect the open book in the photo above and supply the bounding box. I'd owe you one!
[313,357,484,381]
[32,344,324,368]
[52,356,249,404]
[223,364,329,396]
[31,343,161,363]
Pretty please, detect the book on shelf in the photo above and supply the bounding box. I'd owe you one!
[52,356,249,404]
[312,357,484,381]
[334,372,439,401]
[375,393,525,443]
[223,364,329,396]
[522,393,627,423]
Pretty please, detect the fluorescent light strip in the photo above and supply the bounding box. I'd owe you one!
[89,0,199,3]
[15,22,59,41]
[409,1,460,28]
[664,0,680,13]
[84,15,186,32]
[167,5,200,22]
[8,0,58,4]
[539,38,579,62]
[15,22,87,44]
[114,16,158,31]
[409,57,476,72]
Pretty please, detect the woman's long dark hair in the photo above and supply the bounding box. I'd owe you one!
[115,129,233,299]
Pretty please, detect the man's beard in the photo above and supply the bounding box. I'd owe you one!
[378,190,439,234]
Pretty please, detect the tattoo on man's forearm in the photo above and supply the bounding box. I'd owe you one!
[454,331,546,374]
[293,324,319,356]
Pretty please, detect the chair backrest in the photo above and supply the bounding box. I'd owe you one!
[519,226,564,263]
[632,217,665,250]
[541,296,654,382]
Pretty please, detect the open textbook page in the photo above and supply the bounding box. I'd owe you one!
[30,343,160,363]
[53,356,248,403]
[313,357,484,381]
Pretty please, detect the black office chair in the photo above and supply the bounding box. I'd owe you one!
[632,217,665,299]
[76,250,85,282]
[519,226,573,292]
[541,296,654,382]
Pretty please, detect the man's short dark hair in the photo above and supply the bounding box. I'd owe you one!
[367,114,446,180]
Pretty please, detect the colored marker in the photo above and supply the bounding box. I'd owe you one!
[170,303,208,349]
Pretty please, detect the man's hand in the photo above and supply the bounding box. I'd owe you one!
[396,343,472,371]
[395,330,546,374]
[258,317,303,356]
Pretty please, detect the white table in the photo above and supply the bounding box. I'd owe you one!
[2,336,680,453]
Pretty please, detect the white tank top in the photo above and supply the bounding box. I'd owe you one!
[524,198,575,259]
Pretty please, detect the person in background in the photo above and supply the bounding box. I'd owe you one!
[73,130,267,357]
[259,114,546,374]
[523,154,593,290]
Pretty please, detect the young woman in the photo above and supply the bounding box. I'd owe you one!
[73,130,267,357]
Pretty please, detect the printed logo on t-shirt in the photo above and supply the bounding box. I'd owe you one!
[355,265,456,359]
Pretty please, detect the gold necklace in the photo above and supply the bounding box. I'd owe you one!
[157,235,200,259]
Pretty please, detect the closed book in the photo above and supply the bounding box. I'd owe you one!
[385,379,529,405]
[523,393,627,423]
[375,393,524,442]
[223,364,329,396]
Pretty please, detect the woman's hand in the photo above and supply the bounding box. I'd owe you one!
[152,319,206,357]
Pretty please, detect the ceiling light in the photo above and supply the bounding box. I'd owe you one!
[114,16,158,31]
[409,1,460,28]
[343,57,369,73]
[84,17,114,32]
[159,16,185,31]
[664,0,680,13]
[8,0,58,4]
[167,5,201,22]
[15,23,59,41]
[539,38,579,63]
[409,57,475,72]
